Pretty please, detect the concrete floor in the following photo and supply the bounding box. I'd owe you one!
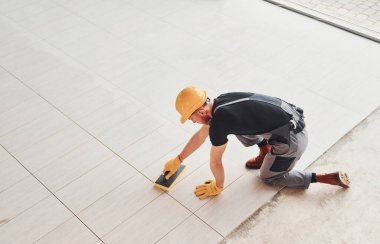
[225,107,380,243]
[0,0,379,243]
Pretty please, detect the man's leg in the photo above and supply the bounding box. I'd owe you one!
[259,130,311,188]
[260,130,350,188]
[260,154,312,188]
[235,135,272,169]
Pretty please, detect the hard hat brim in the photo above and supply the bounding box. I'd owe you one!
[179,90,207,124]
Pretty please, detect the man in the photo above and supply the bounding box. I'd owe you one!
[163,86,350,200]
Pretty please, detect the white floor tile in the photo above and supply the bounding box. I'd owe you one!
[57,83,125,121]
[0,146,12,162]
[195,173,279,236]
[27,14,90,40]
[4,0,57,23]
[0,111,71,154]
[27,65,105,107]
[78,173,162,237]
[76,96,143,135]
[0,32,34,58]
[0,16,18,37]
[17,6,71,30]
[157,215,223,244]
[0,195,72,244]
[0,0,379,241]
[126,0,199,18]
[0,176,50,224]
[33,139,113,192]
[56,0,102,13]
[0,78,35,114]
[35,217,100,244]
[96,108,166,152]
[56,155,137,213]
[142,140,211,183]
[44,23,99,48]
[82,47,147,80]
[294,142,325,171]
[72,0,126,21]
[161,4,267,59]
[0,96,54,136]
[168,156,247,213]
[307,66,380,116]
[0,45,63,81]
[109,57,182,96]
[26,64,96,88]
[120,13,185,47]
[73,40,131,69]
[59,31,122,58]
[15,125,92,173]
[119,123,189,171]
[103,194,191,244]
[302,95,363,151]
[0,0,42,14]
[89,5,153,38]
[0,157,29,193]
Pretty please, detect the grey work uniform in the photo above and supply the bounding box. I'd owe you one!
[209,92,312,189]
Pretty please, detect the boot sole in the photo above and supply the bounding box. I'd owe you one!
[245,163,261,169]
[338,171,350,188]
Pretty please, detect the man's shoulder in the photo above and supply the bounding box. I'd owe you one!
[216,92,253,99]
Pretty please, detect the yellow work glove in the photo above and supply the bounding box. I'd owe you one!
[162,155,182,180]
[194,180,223,200]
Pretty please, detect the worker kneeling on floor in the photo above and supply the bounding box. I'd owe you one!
[162,86,350,200]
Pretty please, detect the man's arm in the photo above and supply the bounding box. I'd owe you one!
[194,143,226,199]
[162,124,209,179]
[210,143,227,188]
[179,124,209,161]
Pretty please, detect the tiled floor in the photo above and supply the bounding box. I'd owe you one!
[266,0,380,42]
[0,0,379,243]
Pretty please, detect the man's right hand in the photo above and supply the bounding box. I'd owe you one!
[162,155,182,180]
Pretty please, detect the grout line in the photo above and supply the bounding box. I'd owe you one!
[153,214,194,243]
[153,213,224,244]
[51,153,116,193]
[0,64,166,242]
[0,174,52,223]
[263,0,380,43]
[75,171,139,215]
[17,133,92,175]
[2,1,377,241]
[0,13,201,238]
[98,193,164,240]
[0,97,60,138]
[0,21,163,183]
[160,171,248,239]
[0,143,105,244]
[0,113,73,155]
[0,93,35,119]
[0,172,30,195]
[32,215,80,244]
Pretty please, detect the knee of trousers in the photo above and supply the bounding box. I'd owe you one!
[259,173,277,184]
[259,175,280,187]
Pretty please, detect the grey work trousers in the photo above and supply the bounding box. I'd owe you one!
[236,129,312,189]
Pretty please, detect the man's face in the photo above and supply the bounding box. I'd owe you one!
[188,108,211,124]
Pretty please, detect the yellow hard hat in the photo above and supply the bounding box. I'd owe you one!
[175,86,207,124]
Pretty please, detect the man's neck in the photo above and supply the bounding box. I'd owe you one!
[206,99,214,118]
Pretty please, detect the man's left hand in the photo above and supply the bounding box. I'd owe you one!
[194,180,223,199]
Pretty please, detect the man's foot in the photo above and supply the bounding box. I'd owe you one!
[246,144,271,169]
[316,171,350,188]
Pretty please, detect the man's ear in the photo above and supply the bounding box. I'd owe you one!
[197,108,206,116]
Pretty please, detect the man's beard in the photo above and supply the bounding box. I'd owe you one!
[201,115,211,124]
